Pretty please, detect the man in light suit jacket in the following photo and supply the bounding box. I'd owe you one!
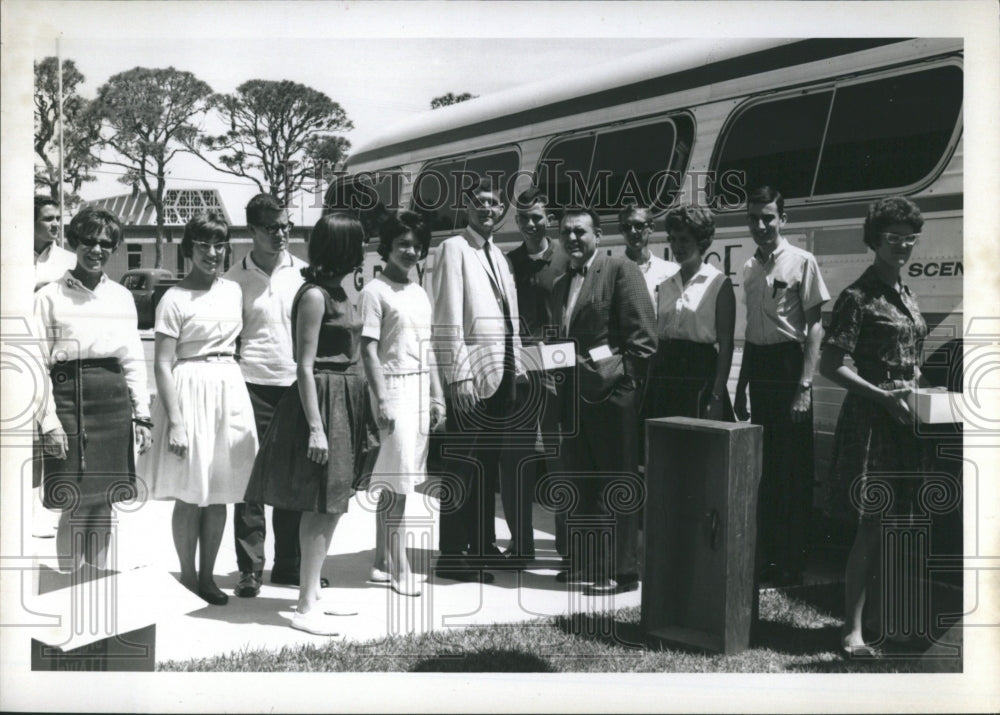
[550,206,656,595]
[429,176,523,582]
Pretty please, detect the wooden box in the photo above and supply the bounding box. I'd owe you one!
[909,387,963,424]
[642,417,762,655]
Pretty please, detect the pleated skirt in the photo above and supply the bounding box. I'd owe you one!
[244,363,367,514]
[142,360,258,506]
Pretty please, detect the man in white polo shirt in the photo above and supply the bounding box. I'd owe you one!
[34,195,75,291]
[225,194,313,597]
[734,185,829,588]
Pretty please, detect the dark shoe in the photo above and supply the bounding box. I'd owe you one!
[234,571,262,598]
[501,548,535,568]
[583,578,639,596]
[435,569,495,584]
[198,585,230,606]
[271,570,329,588]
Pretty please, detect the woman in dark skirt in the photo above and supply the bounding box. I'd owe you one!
[819,196,929,658]
[244,212,368,636]
[647,204,736,421]
[33,207,153,571]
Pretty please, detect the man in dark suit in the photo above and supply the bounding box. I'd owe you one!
[501,188,570,565]
[429,176,523,583]
[550,206,657,595]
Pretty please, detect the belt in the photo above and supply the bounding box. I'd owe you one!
[176,352,235,363]
[857,365,915,382]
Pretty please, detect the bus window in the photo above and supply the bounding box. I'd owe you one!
[713,64,963,205]
[714,91,832,202]
[537,115,693,215]
[814,66,963,195]
[411,149,520,233]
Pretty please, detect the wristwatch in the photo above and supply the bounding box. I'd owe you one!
[797,380,813,391]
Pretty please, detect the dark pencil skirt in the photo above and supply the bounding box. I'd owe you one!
[646,338,735,421]
[42,358,137,511]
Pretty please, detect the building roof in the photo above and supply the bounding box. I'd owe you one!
[86,188,230,226]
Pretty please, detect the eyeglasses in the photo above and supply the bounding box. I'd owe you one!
[257,221,293,235]
[77,236,116,250]
[192,241,230,254]
[879,232,921,247]
[620,222,652,232]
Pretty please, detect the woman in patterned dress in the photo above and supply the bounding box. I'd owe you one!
[359,211,445,596]
[647,204,736,421]
[244,213,368,636]
[142,212,258,605]
[819,196,929,658]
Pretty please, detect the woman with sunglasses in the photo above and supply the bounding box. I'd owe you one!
[34,207,153,572]
[142,212,258,605]
[819,196,930,658]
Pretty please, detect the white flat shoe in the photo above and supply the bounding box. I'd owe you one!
[390,577,422,597]
[369,567,390,583]
[290,610,340,636]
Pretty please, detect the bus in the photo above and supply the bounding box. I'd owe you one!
[325,37,964,541]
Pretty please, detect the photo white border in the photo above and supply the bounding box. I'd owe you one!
[2,1,997,712]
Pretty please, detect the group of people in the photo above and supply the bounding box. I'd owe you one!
[30,181,933,655]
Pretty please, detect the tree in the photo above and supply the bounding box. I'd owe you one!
[430,92,478,110]
[192,79,353,206]
[90,67,212,267]
[34,57,102,208]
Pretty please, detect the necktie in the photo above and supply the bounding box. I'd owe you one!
[484,240,516,400]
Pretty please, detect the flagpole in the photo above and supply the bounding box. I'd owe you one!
[57,37,65,246]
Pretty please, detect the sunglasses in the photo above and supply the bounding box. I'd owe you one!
[879,232,921,247]
[77,236,117,250]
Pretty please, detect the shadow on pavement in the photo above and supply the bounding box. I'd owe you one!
[410,648,555,672]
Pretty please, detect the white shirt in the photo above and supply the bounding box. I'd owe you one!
[155,279,243,360]
[563,251,599,333]
[656,261,726,344]
[636,253,678,312]
[224,252,306,386]
[359,273,432,375]
[34,242,77,291]
[742,237,830,345]
[33,272,151,433]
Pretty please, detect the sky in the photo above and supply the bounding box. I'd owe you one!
[47,37,662,225]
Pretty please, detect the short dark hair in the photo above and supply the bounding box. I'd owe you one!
[863,196,924,250]
[462,174,503,205]
[747,185,784,216]
[514,186,548,213]
[617,203,652,226]
[66,207,123,250]
[559,205,601,233]
[665,204,716,254]
[302,212,365,282]
[181,211,230,258]
[377,210,431,261]
[34,195,59,222]
[245,193,283,226]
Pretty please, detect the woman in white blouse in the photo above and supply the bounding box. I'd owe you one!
[647,204,736,421]
[140,213,258,606]
[34,207,153,572]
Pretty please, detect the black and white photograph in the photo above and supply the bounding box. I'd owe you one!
[1,1,998,712]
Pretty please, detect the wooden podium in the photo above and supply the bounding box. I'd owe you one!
[642,417,762,654]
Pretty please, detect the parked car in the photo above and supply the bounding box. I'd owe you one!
[120,268,179,329]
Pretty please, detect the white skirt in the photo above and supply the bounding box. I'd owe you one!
[141,360,258,506]
[367,372,429,495]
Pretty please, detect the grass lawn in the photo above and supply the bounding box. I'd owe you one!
[158,583,962,673]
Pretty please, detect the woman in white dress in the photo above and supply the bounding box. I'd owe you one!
[141,212,258,605]
[359,211,445,596]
